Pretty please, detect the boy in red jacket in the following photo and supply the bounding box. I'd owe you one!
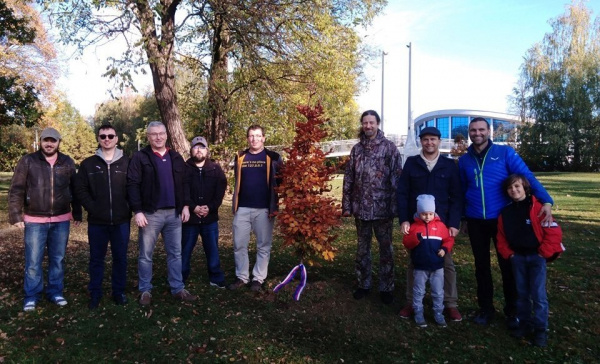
[497,174,564,347]
[403,194,454,328]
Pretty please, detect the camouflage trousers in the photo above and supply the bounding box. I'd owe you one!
[354,218,395,292]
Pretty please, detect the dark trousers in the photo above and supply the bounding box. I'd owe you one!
[181,222,225,284]
[467,218,517,316]
[88,223,130,298]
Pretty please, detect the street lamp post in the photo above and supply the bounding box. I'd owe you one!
[381,50,387,131]
[407,42,412,127]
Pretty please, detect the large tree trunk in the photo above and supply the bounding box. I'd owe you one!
[206,6,230,145]
[132,0,189,158]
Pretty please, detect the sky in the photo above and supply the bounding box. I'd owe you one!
[57,0,599,137]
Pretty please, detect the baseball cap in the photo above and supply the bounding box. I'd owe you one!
[418,127,441,138]
[191,136,208,148]
[40,127,61,141]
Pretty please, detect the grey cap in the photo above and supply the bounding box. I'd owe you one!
[191,136,208,148]
[419,126,441,138]
[40,127,61,141]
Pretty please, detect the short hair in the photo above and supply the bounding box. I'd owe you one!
[360,110,380,124]
[502,174,531,196]
[247,125,264,137]
[96,124,116,136]
[469,117,490,129]
[147,121,166,133]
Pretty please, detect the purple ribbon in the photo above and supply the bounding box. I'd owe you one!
[273,263,307,301]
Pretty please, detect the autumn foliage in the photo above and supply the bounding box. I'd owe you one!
[275,104,342,263]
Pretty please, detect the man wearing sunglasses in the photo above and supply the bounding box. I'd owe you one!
[75,124,131,309]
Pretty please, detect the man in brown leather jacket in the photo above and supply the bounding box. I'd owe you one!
[8,127,82,312]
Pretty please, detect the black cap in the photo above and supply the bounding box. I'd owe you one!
[419,127,441,138]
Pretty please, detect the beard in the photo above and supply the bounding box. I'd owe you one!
[41,145,59,157]
[192,155,206,164]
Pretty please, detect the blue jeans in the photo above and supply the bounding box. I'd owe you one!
[138,209,184,294]
[24,221,70,303]
[511,254,548,330]
[88,223,130,298]
[412,268,444,314]
[181,222,225,284]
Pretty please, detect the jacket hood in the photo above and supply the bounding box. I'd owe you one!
[95,148,124,164]
[359,128,385,144]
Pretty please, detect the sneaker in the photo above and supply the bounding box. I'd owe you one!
[472,310,494,325]
[380,291,393,305]
[210,281,226,289]
[173,289,197,302]
[23,300,36,312]
[51,295,68,307]
[399,304,414,319]
[139,291,152,306]
[505,315,520,330]
[250,281,262,292]
[444,307,463,322]
[89,296,101,310]
[434,313,447,327]
[227,279,247,290]
[352,288,370,300]
[532,329,548,347]
[414,311,427,328]
[113,294,128,305]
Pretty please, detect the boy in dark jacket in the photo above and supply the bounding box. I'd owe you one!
[403,195,454,328]
[497,174,564,347]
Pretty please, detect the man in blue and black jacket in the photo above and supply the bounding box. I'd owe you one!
[458,117,554,327]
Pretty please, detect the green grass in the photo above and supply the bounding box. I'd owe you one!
[0,173,599,363]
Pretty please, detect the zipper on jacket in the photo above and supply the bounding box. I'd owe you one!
[107,163,113,224]
[471,147,491,219]
[50,163,55,215]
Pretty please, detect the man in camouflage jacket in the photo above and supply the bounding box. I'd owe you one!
[342,110,402,304]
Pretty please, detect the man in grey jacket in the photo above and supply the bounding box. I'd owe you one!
[342,110,402,304]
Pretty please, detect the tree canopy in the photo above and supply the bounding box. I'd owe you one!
[513,1,600,171]
[42,0,386,156]
[0,0,56,126]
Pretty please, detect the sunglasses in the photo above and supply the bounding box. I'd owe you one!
[99,134,116,140]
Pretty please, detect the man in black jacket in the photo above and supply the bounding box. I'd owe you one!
[181,136,227,287]
[8,127,82,312]
[127,121,196,305]
[75,124,131,309]
[397,127,463,321]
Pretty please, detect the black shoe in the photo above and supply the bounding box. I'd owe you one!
[532,329,548,347]
[380,291,393,305]
[227,279,247,290]
[352,288,370,300]
[250,281,262,292]
[113,294,128,305]
[210,281,226,289]
[505,315,520,330]
[89,296,101,310]
[472,310,494,325]
[510,323,533,339]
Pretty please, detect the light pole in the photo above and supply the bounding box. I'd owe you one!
[381,50,387,131]
[407,42,412,130]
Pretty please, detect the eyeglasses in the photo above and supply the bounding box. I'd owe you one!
[99,134,116,140]
[192,145,207,150]
[148,132,167,138]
